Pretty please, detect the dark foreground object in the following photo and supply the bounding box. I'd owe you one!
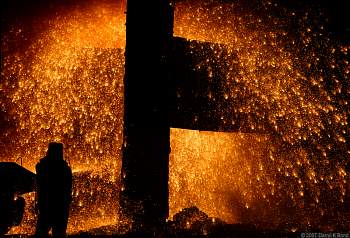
[0,162,36,194]
[0,162,35,235]
[35,143,72,238]
[120,0,173,228]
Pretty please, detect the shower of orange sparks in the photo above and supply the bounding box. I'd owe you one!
[1,0,349,235]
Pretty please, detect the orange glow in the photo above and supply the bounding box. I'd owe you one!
[1,0,349,234]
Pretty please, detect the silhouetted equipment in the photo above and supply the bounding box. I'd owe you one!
[0,193,25,235]
[0,162,33,235]
[168,37,269,133]
[121,0,173,229]
[85,42,266,134]
[120,0,270,228]
[0,162,36,195]
[35,142,72,238]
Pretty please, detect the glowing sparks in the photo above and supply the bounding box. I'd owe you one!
[170,0,349,230]
[2,1,125,234]
[1,0,349,234]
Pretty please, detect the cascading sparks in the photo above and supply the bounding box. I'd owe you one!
[1,0,349,234]
[1,1,125,234]
[170,1,349,230]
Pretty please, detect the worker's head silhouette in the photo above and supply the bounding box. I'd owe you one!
[47,142,63,160]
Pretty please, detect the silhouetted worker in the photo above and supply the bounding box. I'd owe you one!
[35,142,72,238]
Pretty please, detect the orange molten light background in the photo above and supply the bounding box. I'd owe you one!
[1,0,349,234]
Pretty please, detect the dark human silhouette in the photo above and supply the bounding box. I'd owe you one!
[35,142,72,238]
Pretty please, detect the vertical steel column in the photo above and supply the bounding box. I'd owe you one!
[121,0,173,228]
